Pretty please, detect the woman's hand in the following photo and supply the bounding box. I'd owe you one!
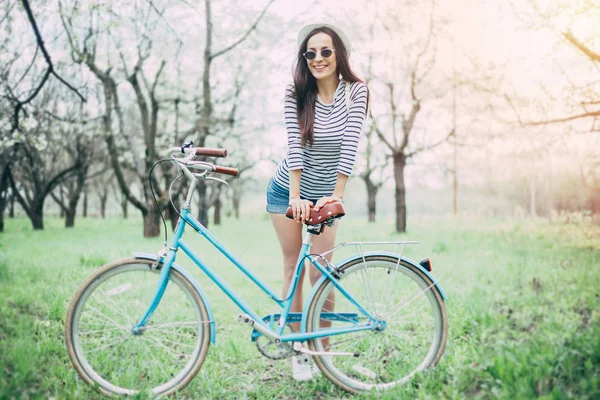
[314,194,342,212]
[289,197,313,223]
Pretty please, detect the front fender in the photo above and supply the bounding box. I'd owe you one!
[300,252,447,335]
[132,252,216,344]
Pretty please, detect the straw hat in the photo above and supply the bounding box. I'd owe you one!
[297,23,352,56]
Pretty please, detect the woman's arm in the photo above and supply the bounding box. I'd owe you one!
[337,82,368,176]
[284,85,304,172]
[315,83,368,212]
[289,170,312,223]
[285,85,312,222]
[314,173,347,212]
[332,172,349,199]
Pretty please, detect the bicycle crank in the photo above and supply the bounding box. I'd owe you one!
[237,314,281,343]
[237,314,296,360]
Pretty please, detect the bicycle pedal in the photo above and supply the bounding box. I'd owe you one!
[296,354,310,365]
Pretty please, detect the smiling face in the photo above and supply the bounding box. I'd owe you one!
[306,32,337,80]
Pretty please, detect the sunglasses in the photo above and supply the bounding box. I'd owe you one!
[303,49,335,60]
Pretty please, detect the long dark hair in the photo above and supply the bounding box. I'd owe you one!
[291,26,366,147]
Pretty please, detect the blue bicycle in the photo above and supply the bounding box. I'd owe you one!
[65,145,448,396]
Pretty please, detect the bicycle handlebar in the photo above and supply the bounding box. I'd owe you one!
[171,146,228,158]
[170,145,239,178]
[214,166,239,177]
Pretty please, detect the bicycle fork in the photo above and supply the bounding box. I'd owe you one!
[132,220,187,334]
[131,248,177,334]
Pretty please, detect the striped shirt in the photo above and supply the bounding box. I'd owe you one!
[273,79,368,200]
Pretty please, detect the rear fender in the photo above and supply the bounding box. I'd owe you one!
[133,252,216,344]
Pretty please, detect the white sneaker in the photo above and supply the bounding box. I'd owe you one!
[292,355,313,381]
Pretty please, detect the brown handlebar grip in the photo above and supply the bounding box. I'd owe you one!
[195,147,228,158]
[214,166,239,177]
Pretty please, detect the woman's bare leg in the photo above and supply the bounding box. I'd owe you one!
[309,220,339,350]
[270,213,304,332]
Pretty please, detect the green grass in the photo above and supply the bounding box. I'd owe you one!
[0,214,599,399]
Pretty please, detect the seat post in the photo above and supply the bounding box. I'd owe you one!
[302,230,314,246]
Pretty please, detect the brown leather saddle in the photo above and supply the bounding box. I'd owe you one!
[285,201,345,226]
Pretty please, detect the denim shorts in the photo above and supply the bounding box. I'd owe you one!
[265,179,319,214]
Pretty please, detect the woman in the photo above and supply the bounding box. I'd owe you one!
[266,23,369,380]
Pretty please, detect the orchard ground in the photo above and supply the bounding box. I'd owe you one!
[0,214,598,399]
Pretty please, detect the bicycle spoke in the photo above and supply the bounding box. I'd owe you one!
[143,335,188,363]
[142,340,172,382]
[324,332,369,350]
[94,334,132,375]
[384,282,436,320]
[79,326,128,335]
[386,306,425,325]
[80,309,122,328]
[85,335,131,354]
[149,334,196,350]
[96,289,137,325]
[144,321,200,330]
[358,266,376,314]
[85,304,130,330]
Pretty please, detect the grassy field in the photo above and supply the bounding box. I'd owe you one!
[0,214,599,399]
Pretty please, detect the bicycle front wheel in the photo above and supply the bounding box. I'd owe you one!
[305,255,448,393]
[65,258,211,397]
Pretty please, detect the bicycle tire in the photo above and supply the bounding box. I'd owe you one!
[65,258,211,397]
[305,255,448,393]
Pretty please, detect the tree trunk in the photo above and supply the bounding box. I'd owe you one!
[65,210,75,227]
[99,192,108,218]
[214,197,221,225]
[9,191,14,218]
[7,168,45,230]
[196,182,209,227]
[31,201,44,230]
[393,153,407,233]
[364,179,378,223]
[529,180,537,218]
[83,187,88,218]
[0,167,8,232]
[168,206,178,231]
[589,184,600,225]
[64,164,87,228]
[232,190,241,219]
[121,196,128,219]
[143,207,161,237]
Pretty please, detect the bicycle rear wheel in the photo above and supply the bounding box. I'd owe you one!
[65,258,211,397]
[305,255,448,393]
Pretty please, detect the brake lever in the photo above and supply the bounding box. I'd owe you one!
[205,176,228,186]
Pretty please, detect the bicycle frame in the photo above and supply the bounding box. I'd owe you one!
[133,207,379,343]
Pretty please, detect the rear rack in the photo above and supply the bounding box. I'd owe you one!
[320,241,419,259]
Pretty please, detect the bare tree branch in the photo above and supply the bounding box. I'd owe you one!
[369,109,395,152]
[526,110,600,126]
[406,128,454,158]
[210,0,275,60]
[143,0,183,45]
[9,0,86,132]
[563,29,600,63]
